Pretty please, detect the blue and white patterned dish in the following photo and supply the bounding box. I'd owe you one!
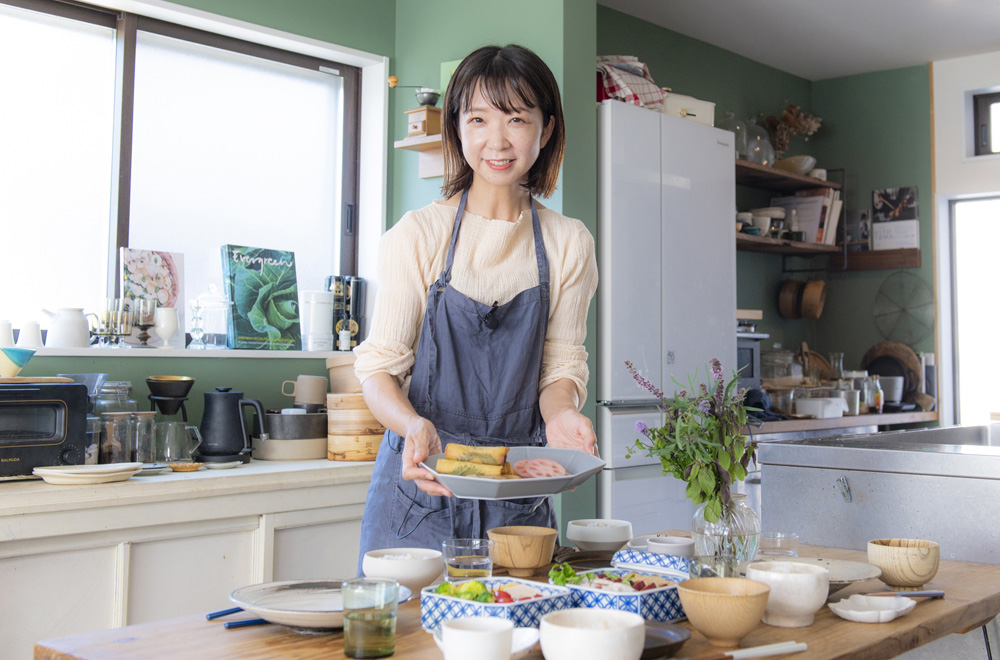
[612,548,692,576]
[420,578,572,631]
[557,567,686,623]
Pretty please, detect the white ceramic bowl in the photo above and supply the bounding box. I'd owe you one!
[646,535,695,558]
[362,547,443,592]
[747,561,830,627]
[540,608,645,660]
[749,207,786,219]
[566,519,632,552]
[773,155,818,176]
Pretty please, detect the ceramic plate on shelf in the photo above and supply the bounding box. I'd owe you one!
[32,463,142,475]
[204,461,243,470]
[33,467,140,485]
[230,580,412,632]
[136,463,169,476]
[420,447,604,501]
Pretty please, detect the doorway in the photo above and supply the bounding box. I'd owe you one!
[950,196,1000,425]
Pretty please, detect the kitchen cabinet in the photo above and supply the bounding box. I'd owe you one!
[735,160,920,270]
[0,460,373,660]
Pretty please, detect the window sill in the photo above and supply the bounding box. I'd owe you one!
[30,347,349,360]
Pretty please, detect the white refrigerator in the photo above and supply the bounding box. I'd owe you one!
[595,100,736,535]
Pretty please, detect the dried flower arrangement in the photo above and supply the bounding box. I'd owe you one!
[764,104,822,157]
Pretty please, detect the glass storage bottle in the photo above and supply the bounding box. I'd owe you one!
[94,381,139,415]
[745,118,775,167]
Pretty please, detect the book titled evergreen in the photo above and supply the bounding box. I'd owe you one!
[220,244,301,350]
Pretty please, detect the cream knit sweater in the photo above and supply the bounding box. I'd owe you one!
[354,199,598,405]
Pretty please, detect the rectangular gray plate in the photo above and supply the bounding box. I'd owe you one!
[420,446,605,500]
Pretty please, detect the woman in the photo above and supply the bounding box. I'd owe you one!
[355,44,598,562]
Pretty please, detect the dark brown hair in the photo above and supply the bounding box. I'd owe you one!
[440,44,565,199]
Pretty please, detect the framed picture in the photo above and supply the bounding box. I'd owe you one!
[872,186,918,222]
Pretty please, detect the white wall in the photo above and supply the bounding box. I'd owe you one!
[931,50,1000,426]
[933,51,1000,197]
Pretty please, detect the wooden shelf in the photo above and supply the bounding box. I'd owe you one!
[737,232,841,255]
[752,410,937,435]
[735,159,841,192]
[393,134,442,178]
[830,247,921,270]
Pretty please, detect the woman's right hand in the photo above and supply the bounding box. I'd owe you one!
[400,416,453,497]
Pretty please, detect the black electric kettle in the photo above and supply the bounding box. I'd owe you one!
[197,387,268,462]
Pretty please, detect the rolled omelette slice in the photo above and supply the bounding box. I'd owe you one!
[435,458,504,477]
[443,443,509,466]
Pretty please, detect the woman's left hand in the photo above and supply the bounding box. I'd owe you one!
[545,408,598,456]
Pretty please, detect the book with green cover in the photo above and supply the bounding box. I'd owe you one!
[220,244,301,350]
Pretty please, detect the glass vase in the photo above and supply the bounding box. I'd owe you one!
[690,493,761,578]
[745,118,775,167]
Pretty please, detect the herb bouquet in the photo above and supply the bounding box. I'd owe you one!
[626,358,760,576]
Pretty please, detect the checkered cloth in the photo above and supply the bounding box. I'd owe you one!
[597,56,666,110]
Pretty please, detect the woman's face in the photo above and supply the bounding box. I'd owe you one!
[458,87,553,192]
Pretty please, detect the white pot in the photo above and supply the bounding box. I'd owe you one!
[43,308,93,348]
[796,397,848,419]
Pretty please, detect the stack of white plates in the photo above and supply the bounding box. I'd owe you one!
[32,462,143,485]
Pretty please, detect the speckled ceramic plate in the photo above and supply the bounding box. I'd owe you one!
[420,447,605,501]
[230,580,412,632]
[784,557,882,594]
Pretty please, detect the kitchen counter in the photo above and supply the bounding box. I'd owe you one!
[752,411,937,436]
[1,459,375,660]
[33,539,1000,660]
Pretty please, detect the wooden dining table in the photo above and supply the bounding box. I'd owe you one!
[34,538,1000,660]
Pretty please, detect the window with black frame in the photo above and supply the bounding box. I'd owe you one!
[973,91,1000,156]
[0,0,360,337]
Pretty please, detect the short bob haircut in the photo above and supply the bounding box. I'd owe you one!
[441,44,565,199]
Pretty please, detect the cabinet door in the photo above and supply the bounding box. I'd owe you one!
[660,115,737,384]
[272,507,364,580]
[597,101,663,402]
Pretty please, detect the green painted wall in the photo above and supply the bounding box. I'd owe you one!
[808,66,934,370]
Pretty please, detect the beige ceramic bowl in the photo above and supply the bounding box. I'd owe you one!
[773,155,818,176]
[540,608,645,660]
[487,525,557,578]
[867,538,940,590]
[676,577,770,646]
[566,519,632,552]
[362,548,443,593]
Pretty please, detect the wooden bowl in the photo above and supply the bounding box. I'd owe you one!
[778,280,804,319]
[867,538,940,590]
[487,525,558,577]
[676,577,770,647]
[800,279,827,318]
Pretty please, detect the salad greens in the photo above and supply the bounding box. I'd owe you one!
[548,562,582,586]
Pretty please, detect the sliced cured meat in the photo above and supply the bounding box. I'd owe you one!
[512,457,568,479]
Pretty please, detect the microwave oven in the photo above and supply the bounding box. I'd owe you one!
[0,382,89,479]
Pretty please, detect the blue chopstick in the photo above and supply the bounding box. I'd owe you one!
[206,606,243,620]
[224,618,269,629]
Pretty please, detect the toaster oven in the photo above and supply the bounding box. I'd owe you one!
[0,382,89,479]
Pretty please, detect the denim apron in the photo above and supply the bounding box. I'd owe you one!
[357,190,556,570]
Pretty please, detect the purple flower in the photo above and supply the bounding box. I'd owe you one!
[624,361,664,399]
[635,420,648,435]
[698,400,711,415]
[710,357,724,381]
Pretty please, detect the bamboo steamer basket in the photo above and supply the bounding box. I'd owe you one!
[327,393,384,461]
[326,354,362,393]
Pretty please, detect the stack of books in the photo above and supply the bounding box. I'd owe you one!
[770,189,843,245]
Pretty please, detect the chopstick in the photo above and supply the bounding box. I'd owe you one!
[695,640,808,660]
[206,606,243,620]
[865,590,944,599]
[224,618,269,629]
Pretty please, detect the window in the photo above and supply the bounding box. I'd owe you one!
[0,0,360,335]
[973,91,1000,156]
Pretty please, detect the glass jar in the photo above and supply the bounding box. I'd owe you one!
[718,111,748,160]
[94,381,139,415]
[828,352,844,380]
[691,493,761,578]
[761,350,797,379]
[745,118,775,167]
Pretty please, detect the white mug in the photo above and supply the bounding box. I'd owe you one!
[0,321,13,348]
[15,321,43,348]
[646,535,695,558]
[441,617,513,660]
[281,374,329,405]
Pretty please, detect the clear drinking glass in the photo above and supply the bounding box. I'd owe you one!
[442,539,494,582]
[758,531,799,557]
[130,411,158,463]
[342,578,399,659]
[133,297,157,347]
[100,412,132,463]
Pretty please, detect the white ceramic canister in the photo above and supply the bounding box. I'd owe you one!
[0,321,13,348]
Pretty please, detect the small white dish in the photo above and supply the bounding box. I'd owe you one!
[33,468,139,485]
[136,463,169,476]
[828,594,917,623]
[33,462,142,475]
[433,626,540,659]
[204,461,243,470]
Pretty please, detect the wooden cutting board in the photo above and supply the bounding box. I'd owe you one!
[0,377,74,383]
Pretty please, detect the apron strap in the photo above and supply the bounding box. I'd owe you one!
[440,189,468,284]
[529,197,550,287]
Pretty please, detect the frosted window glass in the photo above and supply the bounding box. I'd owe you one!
[953,197,1000,425]
[129,31,343,331]
[0,6,116,326]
